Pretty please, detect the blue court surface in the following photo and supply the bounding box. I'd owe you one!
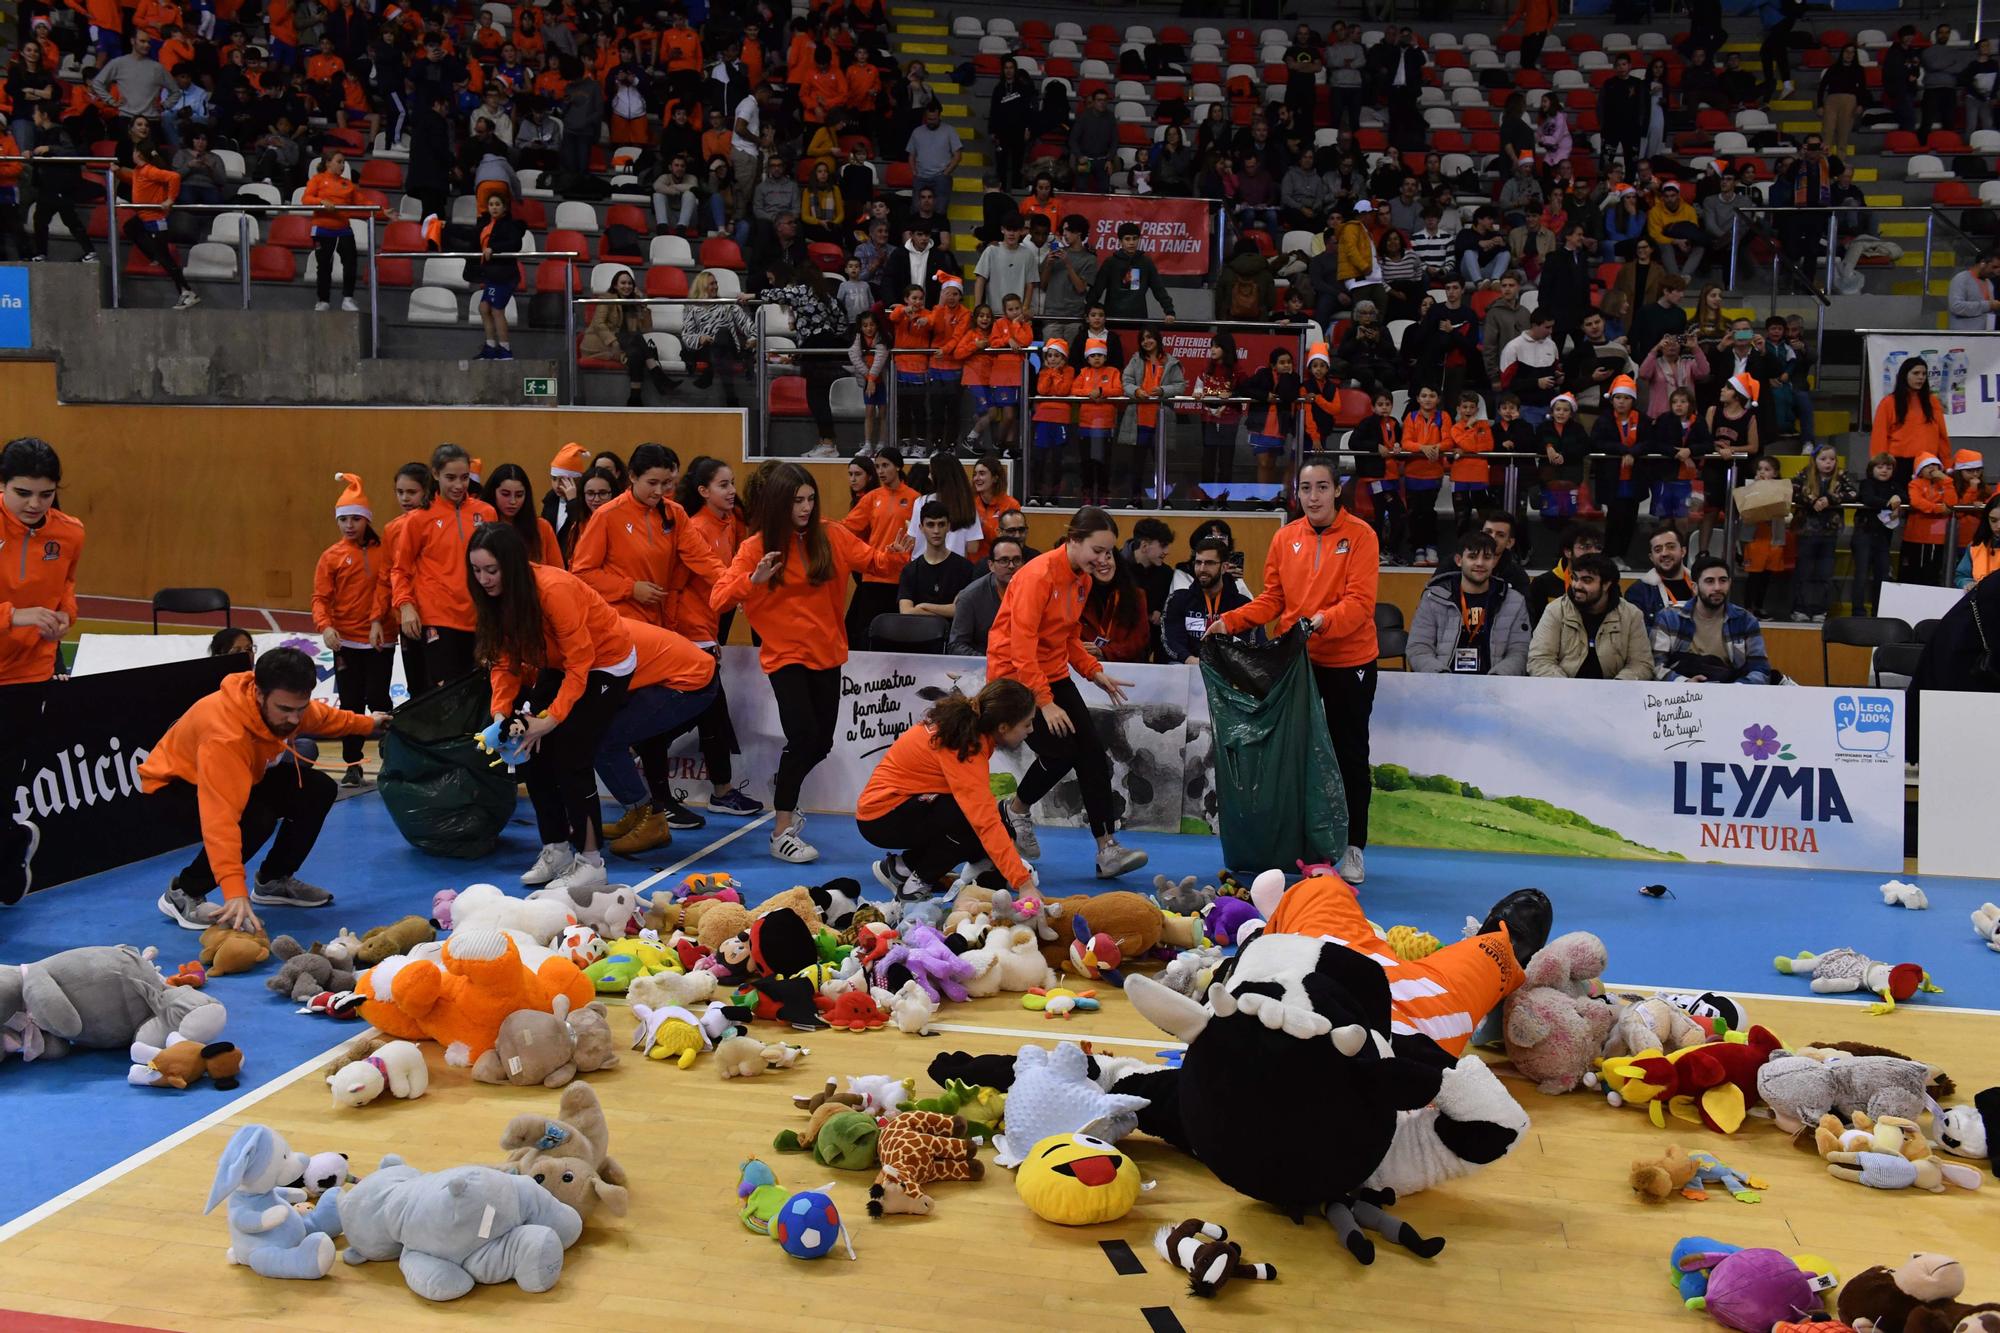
[4,791,1998,1230]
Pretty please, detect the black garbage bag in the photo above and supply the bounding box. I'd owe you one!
[1200,626,1346,874]
[378,670,517,859]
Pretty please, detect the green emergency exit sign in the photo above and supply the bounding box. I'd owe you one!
[523,377,555,399]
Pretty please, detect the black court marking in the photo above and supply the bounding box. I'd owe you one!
[1101,1238,1147,1275]
[1142,1306,1187,1333]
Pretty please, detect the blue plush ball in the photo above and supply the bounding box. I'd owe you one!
[773,1191,843,1259]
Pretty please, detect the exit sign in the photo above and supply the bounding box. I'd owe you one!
[522,377,555,399]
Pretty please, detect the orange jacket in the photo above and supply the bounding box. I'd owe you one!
[305,52,345,83]
[927,301,972,372]
[986,547,1101,706]
[671,504,745,644]
[534,68,569,100]
[743,37,764,87]
[1131,354,1168,429]
[710,522,908,671]
[158,35,196,71]
[661,27,703,72]
[1906,472,1954,545]
[569,491,726,628]
[1447,417,1494,485]
[840,481,920,585]
[0,501,83,686]
[857,725,1032,888]
[392,494,498,631]
[1399,408,1451,482]
[268,0,297,43]
[1216,510,1381,669]
[976,492,1022,543]
[133,0,179,37]
[954,324,994,388]
[1958,479,1991,548]
[0,131,23,191]
[845,60,882,112]
[785,30,813,83]
[489,563,637,723]
[137,673,374,899]
[66,0,121,32]
[1034,364,1075,423]
[1070,365,1124,432]
[312,536,392,643]
[889,303,933,377]
[1870,400,1953,465]
[124,162,180,224]
[301,170,386,229]
[987,316,1032,390]
[803,62,847,123]
[628,617,717,692]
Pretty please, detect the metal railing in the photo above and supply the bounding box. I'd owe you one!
[562,295,766,412]
[0,154,120,305]
[380,249,583,371]
[129,202,385,309]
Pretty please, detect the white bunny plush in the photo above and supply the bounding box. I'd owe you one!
[327,1038,430,1108]
[1879,879,1929,910]
[202,1125,344,1278]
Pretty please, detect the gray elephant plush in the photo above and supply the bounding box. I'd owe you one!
[337,1155,583,1301]
[2,945,224,1063]
[1756,1053,1941,1135]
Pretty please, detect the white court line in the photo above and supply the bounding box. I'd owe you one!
[0,1035,354,1244]
[629,812,775,896]
[930,1021,1186,1049]
[1609,979,2000,1020]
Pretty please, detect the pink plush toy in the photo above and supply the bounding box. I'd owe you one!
[430,889,457,930]
[1502,931,1614,1095]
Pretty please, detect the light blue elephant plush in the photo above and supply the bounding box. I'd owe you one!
[338,1155,583,1301]
[203,1125,345,1279]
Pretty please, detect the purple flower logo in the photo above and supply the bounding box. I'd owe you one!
[1739,724,1795,763]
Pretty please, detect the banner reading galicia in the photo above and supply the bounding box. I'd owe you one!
[1366,674,1905,871]
[1059,193,1216,277]
[1862,332,2000,435]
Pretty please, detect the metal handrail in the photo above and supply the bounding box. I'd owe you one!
[370,249,583,371]
[2,155,122,306]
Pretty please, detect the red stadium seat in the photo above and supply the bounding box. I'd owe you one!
[699,236,745,270]
[1435,50,1466,68]
[86,204,108,240]
[1470,289,1501,318]
[808,241,845,272]
[1928,130,1967,153]
[1190,62,1221,82]
[883,161,913,188]
[249,245,296,281]
[545,228,589,261]
[768,375,808,416]
[1022,19,1052,40]
[269,215,315,250]
[605,203,648,234]
[1821,28,1852,47]
[975,54,1002,77]
[1565,33,1599,52]
[1239,228,1274,255]
[1334,388,1373,426]
[321,128,364,152]
[1088,23,1116,41]
[374,257,414,287]
[1118,122,1151,146]
[1935,181,1980,207]
[1083,40,1115,60]
[1434,131,1468,153]
[1884,130,1922,154]
[1594,261,1622,289]
[533,257,584,293]
[382,220,423,252]
[645,265,689,297]
[1161,25,1189,43]
[516,197,548,230]
[358,159,404,190]
[576,330,623,370]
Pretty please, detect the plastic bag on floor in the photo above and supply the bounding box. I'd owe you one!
[1200,626,1346,874]
[378,670,518,859]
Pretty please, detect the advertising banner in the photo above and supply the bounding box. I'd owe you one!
[73,631,412,706]
[1060,194,1216,277]
[1366,674,1906,871]
[1862,332,2000,434]
[4,655,237,890]
[1917,690,1991,877]
[1161,326,1306,391]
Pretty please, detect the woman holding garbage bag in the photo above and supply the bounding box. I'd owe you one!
[1208,454,1381,885]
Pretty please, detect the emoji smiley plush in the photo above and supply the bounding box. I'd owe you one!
[1014,1132,1143,1226]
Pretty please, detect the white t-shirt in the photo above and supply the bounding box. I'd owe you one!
[731,95,761,157]
[907,496,984,557]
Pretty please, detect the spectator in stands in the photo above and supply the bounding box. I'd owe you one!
[515,98,563,173]
[1334,303,1407,396]
[1410,531,1530,675]
[1090,221,1176,325]
[1647,182,1705,278]
[1456,206,1511,289]
[1902,453,1956,585]
[1528,521,1602,626]
[1232,152,1280,235]
[682,270,754,407]
[1600,55,1648,173]
[1477,511,1531,599]
[1499,310,1562,420]
[1528,551,1653,680]
[302,147,386,314]
[160,65,210,149]
[1323,22,1365,136]
[1629,273,1690,359]
[898,499,980,622]
[1409,206,1454,284]
[470,193,525,360]
[1069,88,1116,193]
[403,90,455,224]
[906,103,962,209]
[906,186,954,245]
[1948,250,2000,332]
[1653,554,1773,682]
[6,40,55,153]
[1560,312,1628,411]
[1627,524,1697,631]
[1917,21,1969,137]
[1481,272,1529,385]
[1880,25,1921,131]
[756,264,851,459]
[948,533,1022,656]
[1637,331,1708,418]
[1079,548,1149,666]
[1121,331,1184,503]
[1791,444,1855,620]
[886,219,950,301]
[170,127,227,209]
[1161,536,1248,665]
[854,216,895,302]
[973,214,1038,312]
[652,152,701,234]
[988,56,1035,192]
[92,48,171,136]
[1506,0,1558,70]
[1334,201,1381,310]
[246,113,307,189]
[1280,148,1333,232]
[0,437,79,689]
[116,143,194,310]
[1497,154,1544,227]
[583,269,678,407]
[1815,43,1867,160]
[743,155,799,253]
[995,507,1038,561]
[725,81,769,217]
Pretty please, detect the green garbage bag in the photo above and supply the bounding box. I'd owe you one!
[1200,626,1346,874]
[378,670,518,859]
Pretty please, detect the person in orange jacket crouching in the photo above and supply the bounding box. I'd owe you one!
[142,648,387,933]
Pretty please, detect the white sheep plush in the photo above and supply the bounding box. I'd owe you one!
[873,981,938,1036]
[1975,903,2000,952]
[446,883,576,944]
[1880,879,1929,910]
[961,924,1058,996]
[626,969,718,1011]
[327,1039,431,1108]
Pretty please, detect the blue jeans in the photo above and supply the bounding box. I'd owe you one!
[1461,248,1509,284]
[593,679,719,807]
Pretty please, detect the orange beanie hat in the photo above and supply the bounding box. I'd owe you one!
[550,443,592,477]
[333,472,372,519]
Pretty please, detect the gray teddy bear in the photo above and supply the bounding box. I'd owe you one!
[337,1156,584,1301]
[3,945,223,1063]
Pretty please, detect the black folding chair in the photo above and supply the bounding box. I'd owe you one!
[1820,615,1914,686]
[151,587,232,632]
[1374,602,1406,633]
[1377,626,1409,670]
[867,612,949,655]
[1872,641,1927,685]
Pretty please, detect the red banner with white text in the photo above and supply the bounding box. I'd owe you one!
[1059,194,1216,277]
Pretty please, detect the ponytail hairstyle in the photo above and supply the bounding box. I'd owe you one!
[485,462,542,551]
[629,441,678,484]
[430,441,469,475]
[1064,504,1119,544]
[927,451,977,532]
[395,459,435,507]
[676,455,726,512]
[754,462,834,587]
[929,678,1037,760]
[467,523,545,674]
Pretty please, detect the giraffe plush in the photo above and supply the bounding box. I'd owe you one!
[865,1111,983,1217]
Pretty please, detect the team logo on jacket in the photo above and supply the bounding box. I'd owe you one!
[1291,541,1302,553]
[42,540,61,560]
[1335,539,1350,555]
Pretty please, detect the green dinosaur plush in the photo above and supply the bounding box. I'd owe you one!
[814,929,854,965]
[584,953,647,994]
[773,1106,881,1169]
[896,1078,1004,1141]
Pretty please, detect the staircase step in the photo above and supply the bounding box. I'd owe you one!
[1882,222,1928,238]
[889,5,937,15]
[901,23,947,35]
[1897,250,1951,267]
[899,40,949,55]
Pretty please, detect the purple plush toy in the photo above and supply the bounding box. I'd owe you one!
[874,924,976,1004]
[1680,1248,1822,1331]
[1203,896,1261,947]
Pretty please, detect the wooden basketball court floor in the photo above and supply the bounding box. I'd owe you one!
[2,984,1998,1333]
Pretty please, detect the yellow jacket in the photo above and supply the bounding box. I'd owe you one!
[1337,220,1376,283]
[1646,198,1699,247]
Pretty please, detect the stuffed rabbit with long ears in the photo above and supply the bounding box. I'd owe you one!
[203,1124,345,1278]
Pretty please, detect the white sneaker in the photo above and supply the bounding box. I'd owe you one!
[548,855,607,894]
[521,842,574,886]
[1094,840,1150,878]
[175,290,200,309]
[340,298,358,312]
[1337,845,1366,884]
[771,817,820,864]
[314,301,331,311]
[805,442,839,458]
[999,799,1041,860]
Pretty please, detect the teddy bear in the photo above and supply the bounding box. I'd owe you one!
[1602,996,1708,1061]
[279,1151,353,1200]
[354,927,595,1067]
[1839,1254,2000,1333]
[1501,932,1614,1094]
[471,995,619,1088]
[497,1080,629,1222]
[203,1125,346,1280]
[1036,892,1177,975]
[1629,1143,1765,1203]
[198,924,271,977]
[339,1155,584,1300]
[874,980,939,1035]
[267,936,359,1003]
[2,944,225,1064]
[355,915,437,967]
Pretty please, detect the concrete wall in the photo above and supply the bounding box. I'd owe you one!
[18,263,559,406]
